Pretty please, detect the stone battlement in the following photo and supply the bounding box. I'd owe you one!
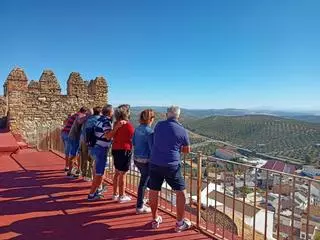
[1,67,108,140]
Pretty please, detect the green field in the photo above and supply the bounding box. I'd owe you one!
[185,115,320,163]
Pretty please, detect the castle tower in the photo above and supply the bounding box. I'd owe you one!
[88,76,108,106]
[67,72,87,97]
[5,68,29,133]
[39,70,61,94]
[5,67,28,94]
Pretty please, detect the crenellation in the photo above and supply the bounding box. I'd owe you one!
[67,72,87,97]
[39,70,61,94]
[5,67,28,92]
[0,68,108,140]
[28,80,40,93]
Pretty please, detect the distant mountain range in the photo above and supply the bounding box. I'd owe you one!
[129,107,320,163]
[130,107,320,123]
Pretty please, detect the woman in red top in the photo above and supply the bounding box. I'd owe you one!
[112,105,135,203]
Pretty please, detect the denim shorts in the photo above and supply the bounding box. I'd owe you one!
[68,138,80,157]
[61,131,70,156]
[148,163,185,191]
[93,145,108,176]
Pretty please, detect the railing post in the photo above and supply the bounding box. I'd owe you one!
[196,151,202,228]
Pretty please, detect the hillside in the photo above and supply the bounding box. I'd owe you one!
[131,107,320,123]
[129,108,207,144]
[185,115,320,163]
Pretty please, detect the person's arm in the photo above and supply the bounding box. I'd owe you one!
[77,115,88,124]
[147,132,154,153]
[104,121,125,140]
[181,130,191,154]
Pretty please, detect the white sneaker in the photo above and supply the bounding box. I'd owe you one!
[136,205,151,214]
[175,219,192,232]
[119,195,132,203]
[152,216,163,229]
[112,194,119,201]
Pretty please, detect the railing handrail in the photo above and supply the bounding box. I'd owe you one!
[35,125,320,240]
[187,151,320,184]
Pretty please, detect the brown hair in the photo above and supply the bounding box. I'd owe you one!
[79,107,88,113]
[93,106,101,115]
[139,109,155,124]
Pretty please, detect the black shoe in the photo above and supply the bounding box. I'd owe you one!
[64,168,69,172]
[67,172,75,178]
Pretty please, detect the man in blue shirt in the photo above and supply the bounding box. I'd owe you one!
[149,106,192,232]
[87,104,124,201]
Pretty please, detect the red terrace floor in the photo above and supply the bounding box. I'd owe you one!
[0,147,211,239]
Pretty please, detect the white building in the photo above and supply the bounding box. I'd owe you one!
[192,183,275,240]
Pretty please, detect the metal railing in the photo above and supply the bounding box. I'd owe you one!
[33,126,320,240]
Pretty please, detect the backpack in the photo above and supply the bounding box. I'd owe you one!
[85,126,97,147]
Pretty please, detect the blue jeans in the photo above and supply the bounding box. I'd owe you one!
[134,161,150,209]
[61,131,70,156]
[68,138,80,157]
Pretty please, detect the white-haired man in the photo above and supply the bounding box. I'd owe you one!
[148,106,192,232]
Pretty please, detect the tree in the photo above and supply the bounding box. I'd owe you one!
[314,231,320,240]
[240,186,253,197]
[304,154,312,164]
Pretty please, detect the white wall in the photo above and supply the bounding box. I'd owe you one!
[245,210,275,240]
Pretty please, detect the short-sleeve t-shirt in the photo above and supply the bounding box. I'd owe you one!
[151,118,190,167]
[62,113,79,133]
[94,116,113,148]
[112,122,134,151]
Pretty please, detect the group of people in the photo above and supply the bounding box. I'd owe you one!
[61,105,192,232]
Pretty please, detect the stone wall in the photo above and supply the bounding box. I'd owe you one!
[0,96,7,118]
[1,67,108,141]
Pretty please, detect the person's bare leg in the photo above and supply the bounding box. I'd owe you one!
[119,172,126,196]
[176,190,186,221]
[113,170,119,195]
[89,176,103,194]
[149,190,159,219]
[68,156,75,173]
[76,155,81,171]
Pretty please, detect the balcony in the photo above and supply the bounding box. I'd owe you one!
[2,126,320,240]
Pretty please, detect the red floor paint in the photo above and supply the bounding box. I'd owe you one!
[0,149,211,240]
[0,131,19,153]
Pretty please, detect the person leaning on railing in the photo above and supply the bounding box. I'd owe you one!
[148,106,192,232]
[133,109,155,214]
[111,104,135,203]
[80,106,101,181]
[67,107,89,178]
[61,113,72,171]
[87,104,123,201]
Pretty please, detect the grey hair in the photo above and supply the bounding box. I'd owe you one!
[114,104,130,121]
[167,105,181,119]
[102,104,113,116]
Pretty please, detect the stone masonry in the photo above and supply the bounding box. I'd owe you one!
[1,67,108,141]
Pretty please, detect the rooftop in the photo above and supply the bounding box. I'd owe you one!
[261,160,296,174]
[0,132,210,240]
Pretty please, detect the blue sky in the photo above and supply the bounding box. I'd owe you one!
[0,0,319,111]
